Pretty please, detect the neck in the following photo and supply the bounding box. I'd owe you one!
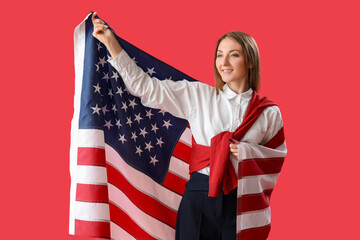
[227,80,250,94]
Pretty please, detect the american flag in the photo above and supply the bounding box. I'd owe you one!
[69,13,194,239]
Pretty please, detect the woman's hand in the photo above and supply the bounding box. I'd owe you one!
[229,143,239,158]
[91,12,123,59]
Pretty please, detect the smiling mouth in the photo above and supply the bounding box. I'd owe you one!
[222,69,232,73]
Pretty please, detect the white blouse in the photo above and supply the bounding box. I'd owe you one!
[108,50,286,175]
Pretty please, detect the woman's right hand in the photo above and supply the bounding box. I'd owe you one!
[91,12,123,59]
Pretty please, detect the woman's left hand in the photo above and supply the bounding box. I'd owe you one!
[229,143,238,158]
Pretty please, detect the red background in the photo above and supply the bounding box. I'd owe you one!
[1,0,359,239]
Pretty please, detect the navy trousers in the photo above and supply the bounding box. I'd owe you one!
[175,172,237,240]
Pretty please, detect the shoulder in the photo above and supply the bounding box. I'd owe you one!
[256,100,284,130]
[264,105,282,117]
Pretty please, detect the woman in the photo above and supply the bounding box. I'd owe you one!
[91,12,286,240]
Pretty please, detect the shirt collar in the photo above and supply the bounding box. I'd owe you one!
[222,84,253,101]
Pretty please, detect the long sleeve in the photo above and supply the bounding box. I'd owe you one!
[108,50,207,121]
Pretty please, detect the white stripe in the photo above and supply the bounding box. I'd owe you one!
[238,142,287,161]
[69,13,91,235]
[108,184,175,240]
[110,222,136,240]
[75,201,110,222]
[169,156,190,181]
[237,174,279,197]
[105,143,182,211]
[77,165,108,184]
[179,127,192,147]
[78,129,105,148]
[237,207,271,232]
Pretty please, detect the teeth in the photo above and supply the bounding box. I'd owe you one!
[223,70,232,73]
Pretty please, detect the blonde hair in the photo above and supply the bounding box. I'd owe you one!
[214,31,261,94]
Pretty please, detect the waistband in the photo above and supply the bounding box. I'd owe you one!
[185,172,209,191]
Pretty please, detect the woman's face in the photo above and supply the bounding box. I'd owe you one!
[216,37,248,91]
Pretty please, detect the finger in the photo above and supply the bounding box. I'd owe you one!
[92,12,97,22]
[92,13,106,26]
[93,24,108,34]
[229,143,237,149]
[93,25,103,35]
[93,19,105,26]
[229,147,237,153]
[93,24,108,31]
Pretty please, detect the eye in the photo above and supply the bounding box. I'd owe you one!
[231,53,239,57]
[217,54,223,58]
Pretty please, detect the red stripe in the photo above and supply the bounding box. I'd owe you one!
[109,202,157,240]
[173,141,191,163]
[238,157,285,178]
[264,127,285,149]
[237,189,273,213]
[75,219,110,239]
[237,224,271,240]
[76,183,109,203]
[78,147,106,166]
[106,164,177,228]
[163,171,186,195]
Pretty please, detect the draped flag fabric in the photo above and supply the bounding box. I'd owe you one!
[70,12,286,240]
[69,13,194,239]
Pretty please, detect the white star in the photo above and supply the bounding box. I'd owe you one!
[121,102,128,112]
[126,117,133,127]
[132,57,137,64]
[162,119,173,130]
[93,82,101,94]
[156,137,164,147]
[102,105,109,115]
[165,76,172,81]
[135,145,143,156]
[128,99,137,109]
[91,104,101,115]
[107,55,112,61]
[118,134,127,144]
[145,141,154,152]
[116,87,123,97]
[97,42,103,52]
[112,104,118,113]
[98,56,106,67]
[139,127,148,138]
[151,123,159,134]
[111,71,119,81]
[159,109,167,116]
[131,131,138,142]
[102,72,110,81]
[115,119,122,128]
[150,155,159,166]
[146,67,156,76]
[95,63,100,72]
[145,109,154,119]
[108,89,113,98]
[134,113,143,124]
[104,120,113,130]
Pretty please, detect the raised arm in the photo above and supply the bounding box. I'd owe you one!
[91,12,208,121]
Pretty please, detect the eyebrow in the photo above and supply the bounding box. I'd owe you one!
[217,49,242,53]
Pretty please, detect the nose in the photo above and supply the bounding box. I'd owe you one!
[220,55,230,66]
